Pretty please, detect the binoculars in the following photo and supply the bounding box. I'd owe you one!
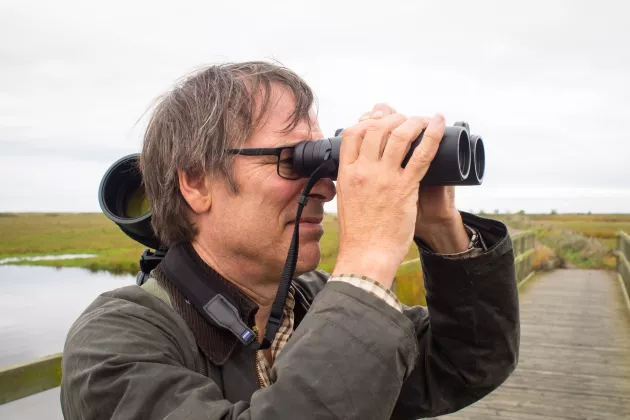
[294,121,484,185]
[99,122,485,250]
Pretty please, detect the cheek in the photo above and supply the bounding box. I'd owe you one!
[262,178,303,209]
[234,163,304,221]
[236,176,302,223]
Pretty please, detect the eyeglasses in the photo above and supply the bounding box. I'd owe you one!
[227,146,300,180]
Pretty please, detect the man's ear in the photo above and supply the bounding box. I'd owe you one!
[178,169,212,214]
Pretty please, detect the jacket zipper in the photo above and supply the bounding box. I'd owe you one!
[252,325,264,388]
[253,352,264,388]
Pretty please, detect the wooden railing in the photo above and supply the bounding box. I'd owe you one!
[512,231,536,285]
[1,230,539,405]
[0,353,62,405]
[615,231,630,310]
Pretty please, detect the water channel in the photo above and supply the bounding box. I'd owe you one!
[0,263,136,419]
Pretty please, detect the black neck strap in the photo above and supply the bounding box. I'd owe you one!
[260,158,337,349]
[160,243,260,348]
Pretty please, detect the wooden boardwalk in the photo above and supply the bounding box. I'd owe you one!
[439,269,630,420]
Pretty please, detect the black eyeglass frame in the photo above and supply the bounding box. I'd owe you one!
[227,146,301,180]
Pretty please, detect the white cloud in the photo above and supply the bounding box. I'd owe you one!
[1,0,629,213]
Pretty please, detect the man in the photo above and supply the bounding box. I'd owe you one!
[60,61,519,419]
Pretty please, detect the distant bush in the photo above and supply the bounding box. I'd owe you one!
[532,245,559,270]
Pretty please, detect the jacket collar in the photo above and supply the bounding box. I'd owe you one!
[153,242,260,365]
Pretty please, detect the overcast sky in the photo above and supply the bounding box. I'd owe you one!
[1,0,629,214]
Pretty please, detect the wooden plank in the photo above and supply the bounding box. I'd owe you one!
[517,334,629,348]
[440,269,630,420]
[0,353,62,405]
[517,342,630,366]
[438,405,617,420]
[465,387,630,418]
[499,368,630,399]
[445,387,630,419]
[515,354,630,377]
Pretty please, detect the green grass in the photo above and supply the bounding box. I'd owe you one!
[487,213,627,270]
[0,213,147,275]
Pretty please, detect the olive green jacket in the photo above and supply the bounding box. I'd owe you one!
[60,212,519,419]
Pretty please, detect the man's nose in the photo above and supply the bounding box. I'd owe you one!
[307,178,336,203]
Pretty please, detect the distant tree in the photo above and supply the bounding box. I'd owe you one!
[494,209,500,214]
[551,209,558,215]
[587,210,592,215]
[479,209,486,215]
[517,210,526,215]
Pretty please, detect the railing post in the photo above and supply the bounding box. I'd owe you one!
[614,231,630,312]
[615,232,624,274]
[513,231,537,287]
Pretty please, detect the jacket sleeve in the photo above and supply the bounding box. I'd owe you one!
[61,277,421,419]
[391,212,520,419]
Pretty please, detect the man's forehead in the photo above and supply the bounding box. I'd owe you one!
[272,126,323,147]
[247,84,321,147]
[251,116,322,148]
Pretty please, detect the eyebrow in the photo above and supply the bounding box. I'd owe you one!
[273,139,304,147]
[271,126,325,147]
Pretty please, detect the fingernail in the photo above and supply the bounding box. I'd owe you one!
[431,113,443,124]
[359,115,369,121]
[372,110,384,118]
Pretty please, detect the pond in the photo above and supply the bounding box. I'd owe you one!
[0,264,136,368]
[0,254,96,264]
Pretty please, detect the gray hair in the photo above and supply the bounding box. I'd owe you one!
[139,61,315,247]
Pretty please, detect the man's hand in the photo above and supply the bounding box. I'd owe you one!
[332,107,447,288]
[358,104,470,254]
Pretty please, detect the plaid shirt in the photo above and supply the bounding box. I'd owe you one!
[256,285,296,387]
[255,225,486,387]
[256,275,402,387]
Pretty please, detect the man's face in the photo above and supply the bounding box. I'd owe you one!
[203,86,336,281]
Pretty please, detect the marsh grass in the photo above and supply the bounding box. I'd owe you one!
[0,213,146,273]
[490,213,627,269]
